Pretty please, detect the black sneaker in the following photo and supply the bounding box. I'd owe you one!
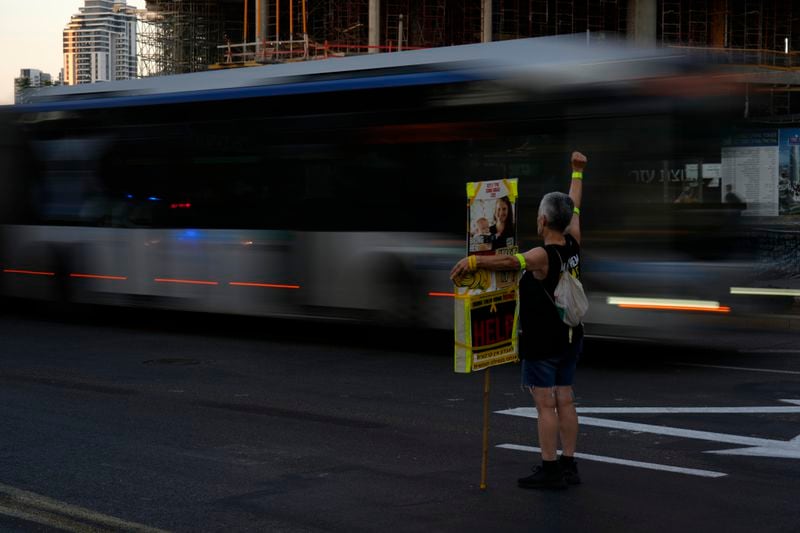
[517,464,567,490]
[559,456,581,485]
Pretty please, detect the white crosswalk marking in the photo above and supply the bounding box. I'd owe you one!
[497,399,800,461]
[497,444,727,478]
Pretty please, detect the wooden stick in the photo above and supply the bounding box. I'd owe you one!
[480,368,491,490]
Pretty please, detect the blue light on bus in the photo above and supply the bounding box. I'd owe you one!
[179,229,200,240]
[148,196,161,201]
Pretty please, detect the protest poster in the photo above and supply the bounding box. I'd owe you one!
[453,179,520,373]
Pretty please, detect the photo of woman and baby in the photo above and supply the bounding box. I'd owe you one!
[469,196,516,253]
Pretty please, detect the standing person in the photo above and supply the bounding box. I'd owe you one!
[490,196,516,250]
[724,184,744,204]
[451,151,586,489]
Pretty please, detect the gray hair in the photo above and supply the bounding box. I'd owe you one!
[538,192,574,232]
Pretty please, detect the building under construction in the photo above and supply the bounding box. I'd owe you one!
[137,1,800,116]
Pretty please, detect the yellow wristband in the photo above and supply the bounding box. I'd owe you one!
[572,171,583,179]
[573,207,580,215]
[514,253,526,271]
[467,255,477,271]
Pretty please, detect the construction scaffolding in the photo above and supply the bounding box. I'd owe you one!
[132,0,800,118]
[452,0,481,45]
[657,0,799,117]
[688,0,707,46]
[661,0,681,45]
[496,0,521,41]
[603,0,625,35]
[386,0,411,49]
[418,0,446,46]
[327,0,369,49]
[729,0,763,50]
[764,1,795,116]
[137,0,639,70]
[137,9,167,77]
[554,0,573,34]
[529,0,549,36]
[140,0,225,75]
[764,0,794,53]
[524,1,624,40]
[586,0,605,32]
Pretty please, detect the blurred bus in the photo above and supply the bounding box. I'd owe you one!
[0,35,789,347]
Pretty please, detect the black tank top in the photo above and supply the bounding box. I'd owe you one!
[518,233,584,360]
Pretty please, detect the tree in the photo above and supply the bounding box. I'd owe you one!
[14,77,32,104]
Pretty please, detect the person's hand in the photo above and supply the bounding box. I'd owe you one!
[571,151,587,172]
[450,257,471,280]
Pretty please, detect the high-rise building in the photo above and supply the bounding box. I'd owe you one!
[64,0,138,85]
[14,68,54,104]
[17,69,44,88]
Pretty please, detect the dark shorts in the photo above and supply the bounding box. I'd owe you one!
[521,338,582,389]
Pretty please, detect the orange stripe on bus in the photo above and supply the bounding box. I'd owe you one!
[154,278,219,286]
[229,282,301,289]
[70,273,128,280]
[3,269,55,276]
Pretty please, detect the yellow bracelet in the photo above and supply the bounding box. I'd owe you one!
[514,253,526,271]
[572,171,583,179]
[467,255,477,271]
[573,207,580,215]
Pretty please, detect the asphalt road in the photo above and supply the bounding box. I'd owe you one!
[0,304,799,532]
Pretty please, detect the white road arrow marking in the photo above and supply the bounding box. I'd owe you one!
[497,444,727,478]
[496,399,800,460]
[553,399,800,414]
[673,363,800,376]
[709,435,800,459]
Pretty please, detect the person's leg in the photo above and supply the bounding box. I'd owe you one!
[555,385,581,484]
[555,386,578,456]
[554,344,582,485]
[553,341,581,456]
[532,386,559,461]
[521,358,560,461]
[519,358,566,489]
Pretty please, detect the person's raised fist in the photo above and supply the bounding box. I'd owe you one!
[571,151,587,172]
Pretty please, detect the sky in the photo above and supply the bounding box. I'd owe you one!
[0,0,145,105]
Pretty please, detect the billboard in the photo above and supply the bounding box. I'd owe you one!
[721,130,779,216]
[779,129,800,215]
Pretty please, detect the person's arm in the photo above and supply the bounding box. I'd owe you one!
[566,151,587,245]
[449,247,549,281]
[450,253,517,279]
